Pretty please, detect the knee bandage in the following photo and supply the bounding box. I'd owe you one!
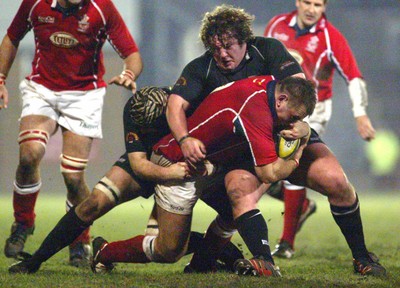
[60,154,88,173]
[18,129,49,148]
[94,176,121,204]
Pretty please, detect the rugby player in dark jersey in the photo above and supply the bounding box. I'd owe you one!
[168,4,385,277]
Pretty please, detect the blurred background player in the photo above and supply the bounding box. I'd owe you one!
[264,0,376,258]
[0,0,142,266]
[8,86,243,274]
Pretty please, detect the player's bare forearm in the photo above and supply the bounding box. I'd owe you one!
[128,152,189,181]
[0,35,18,109]
[255,145,304,184]
[108,52,143,93]
[0,35,18,76]
[123,52,143,80]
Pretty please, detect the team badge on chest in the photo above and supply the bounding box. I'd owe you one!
[306,36,319,53]
[78,14,90,33]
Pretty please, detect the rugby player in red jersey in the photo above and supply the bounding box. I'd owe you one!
[82,76,315,277]
[0,0,142,266]
[264,0,376,262]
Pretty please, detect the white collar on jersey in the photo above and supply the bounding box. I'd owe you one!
[289,15,317,33]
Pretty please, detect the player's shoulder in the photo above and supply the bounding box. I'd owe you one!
[249,36,287,57]
[185,51,212,68]
[318,15,345,38]
[19,0,44,11]
[87,0,118,11]
[250,36,284,49]
[268,12,292,26]
[182,52,213,76]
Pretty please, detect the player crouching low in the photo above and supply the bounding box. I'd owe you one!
[8,86,244,274]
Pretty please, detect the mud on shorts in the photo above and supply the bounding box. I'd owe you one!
[150,153,227,215]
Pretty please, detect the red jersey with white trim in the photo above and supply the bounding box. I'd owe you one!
[7,0,139,91]
[154,76,279,167]
[264,11,362,101]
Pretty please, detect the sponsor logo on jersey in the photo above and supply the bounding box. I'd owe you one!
[50,32,79,48]
[38,16,55,24]
[78,14,90,33]
[272,32,289,42]
[279,60,296,71]
[288,49,304,65]
[126,132,139,143]
[252,77,267,86]
[175,76,187,86]
[306,36,319,53]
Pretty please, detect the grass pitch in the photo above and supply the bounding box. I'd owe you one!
[0,191,399,287]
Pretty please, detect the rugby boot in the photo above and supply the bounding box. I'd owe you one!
[353,252,386,276]
[69,241,91,267]
[271,240,295,259]
[234,257,282,277]
[4,222,35,258]
[90,237,115,274]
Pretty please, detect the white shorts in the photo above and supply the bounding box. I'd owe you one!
[151,153,226,215]
[19,79,106,138]
[306,99,332,136]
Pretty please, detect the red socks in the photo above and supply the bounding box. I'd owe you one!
[13,188,39,228]
[98,235,150,264]
[280,187,306,247]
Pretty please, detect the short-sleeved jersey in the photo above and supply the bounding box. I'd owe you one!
[7,0,139,91]
[264,11,362,102]
[123,97,170,158]
[171,37,303,116]
[155,76,279,167]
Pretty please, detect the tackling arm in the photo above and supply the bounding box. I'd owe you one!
[166,94,206,163]
[128,151,189,182]
[0,34,19,109]
[166,93,191,141]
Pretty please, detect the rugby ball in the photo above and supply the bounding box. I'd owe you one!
[277,136,300,159]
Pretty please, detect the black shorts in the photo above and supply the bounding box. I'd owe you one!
[308,128,324,145]
[113,153,155,199]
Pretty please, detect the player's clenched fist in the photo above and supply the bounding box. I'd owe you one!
[167,162,190,180]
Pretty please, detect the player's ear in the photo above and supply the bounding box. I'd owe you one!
[276,94,289,107]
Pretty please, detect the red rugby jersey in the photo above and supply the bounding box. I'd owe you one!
[7,0,139,91]
[264,11,362,101]
[154,76,279,167]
